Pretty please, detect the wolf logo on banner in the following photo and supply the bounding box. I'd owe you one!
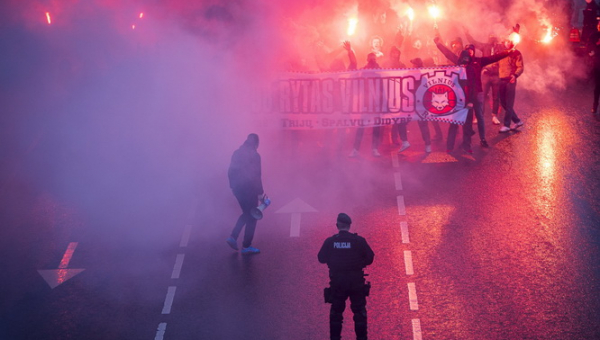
[416,70,468,125]
[416,72,468,124]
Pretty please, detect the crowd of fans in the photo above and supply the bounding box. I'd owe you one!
[281,0,598,157]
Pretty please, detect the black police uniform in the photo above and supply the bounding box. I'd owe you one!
[318,230,375,340]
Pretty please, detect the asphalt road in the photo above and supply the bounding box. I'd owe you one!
[1,80,599,340]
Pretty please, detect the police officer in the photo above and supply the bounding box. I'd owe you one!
[318,213,375,340]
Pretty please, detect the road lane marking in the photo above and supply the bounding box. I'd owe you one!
[180,224,192,247]
[59,242,78,268]
[400,221,410,243]
[404,250,414,275]
[411,319,422,340]
[408,282,419,310]
[154,322,167,340]
[276,198,318,237]
[171,254,185,279]
[397,195,406,215]
[290,213,301,237]
[161,286,177,314]
[390,156,424,337]
[394,172,403,190]
[391,151,400,168]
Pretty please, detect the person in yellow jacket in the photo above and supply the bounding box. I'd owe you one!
[498,39,524,133]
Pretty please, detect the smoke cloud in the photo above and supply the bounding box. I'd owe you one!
[0,0,588,247]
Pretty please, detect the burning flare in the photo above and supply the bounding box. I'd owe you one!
[406,7,414,22]
[428,5,440,19]
[45,12,51,25]
[541,27,557,44]
[509,32,521,46]
[347,17,358,36]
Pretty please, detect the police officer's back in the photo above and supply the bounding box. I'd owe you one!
[318,213,374,340]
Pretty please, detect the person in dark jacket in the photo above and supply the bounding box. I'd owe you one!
[434,36,511,151]
[583,0,600,44]
[226,133,264,254]
[589,22,600,114]
[465,30,504,125]
[346,41,383,158]
[318,213,375,340]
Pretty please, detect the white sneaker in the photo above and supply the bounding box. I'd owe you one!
[499,126,511,133]
[372,149,381,157]
[348,149,359,157]
[425,145,432,153]
[512,121,524,130]
[492,115,501,125]
[399,141,411,152]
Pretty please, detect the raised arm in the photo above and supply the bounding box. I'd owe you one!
[480,50,510,67]
[434,36,459,65]
[343,40,358,71]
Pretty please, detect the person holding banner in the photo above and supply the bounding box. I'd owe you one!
[434,36,511,151]
[226,133,264,254]
[345,41,384,157]
[393,57,444,153]
[464,29,504,125]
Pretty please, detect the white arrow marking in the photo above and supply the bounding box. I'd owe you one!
[38,242,85,289]
[275,198,318,237]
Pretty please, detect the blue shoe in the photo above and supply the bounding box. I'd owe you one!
[241,246,260,254]
[226,237,238,250]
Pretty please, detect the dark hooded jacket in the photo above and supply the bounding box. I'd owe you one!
[584,0,600,27]
[435,41,510,102]
[228,136,263,195]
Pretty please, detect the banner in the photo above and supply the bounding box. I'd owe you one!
[252,66,469,130]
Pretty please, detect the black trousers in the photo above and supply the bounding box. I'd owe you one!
[499,78,521,128]
[329,272,368,340]
[482,72,500,116]
[593,67,600,112]
[230,189,258,248]
[447,108,474,151]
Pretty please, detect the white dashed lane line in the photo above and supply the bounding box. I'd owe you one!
[154,323,167,340]
[394,171,403,190]
[404,250,414,275]
[392,157,422,338]
[161,286,177,315]
[400,221,410,244]
[407,282,419,311]
[171,254,185,279]
[397,195,406,216]
[154,200,197,339]
[412,319,423,340]
[180,225,192,247]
